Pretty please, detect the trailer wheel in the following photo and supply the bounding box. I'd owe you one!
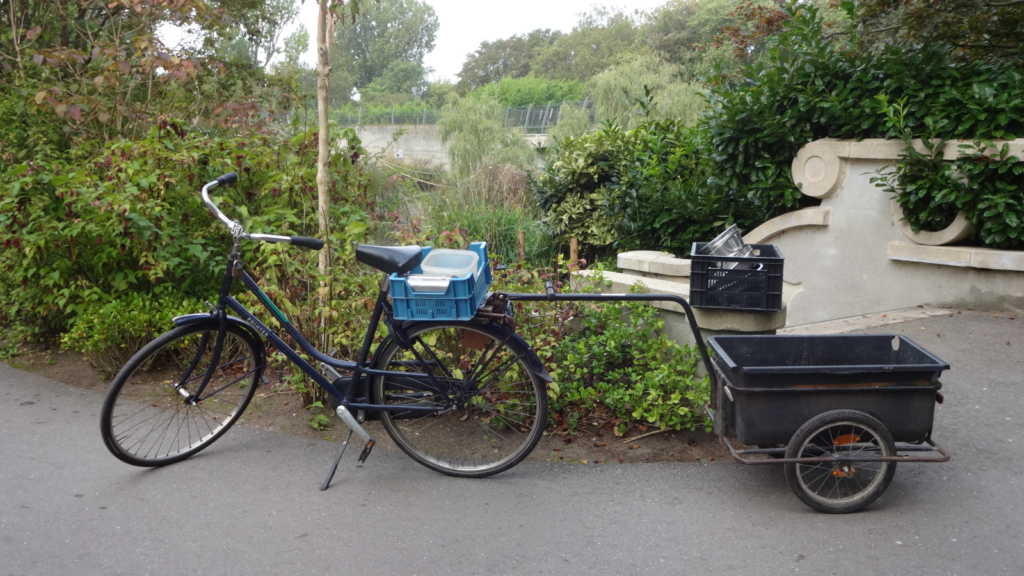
[784,410,897,514]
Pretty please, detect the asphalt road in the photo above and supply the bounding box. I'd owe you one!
[2,310,1023,575]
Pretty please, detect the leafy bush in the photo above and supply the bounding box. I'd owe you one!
[534,92,748,256]
[469,76,586,107]
[703,2,1024,216]
[958,144,1024,248]
[484,263,709,435]
[61,294,202,377]
[537,1,1024,254]
[0,118,372,341]
[876,136,1024,248]
[549,283,710,435]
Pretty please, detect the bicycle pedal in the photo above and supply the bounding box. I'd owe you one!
[358,440,375,463]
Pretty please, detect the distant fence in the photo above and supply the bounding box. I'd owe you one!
[332,100,596,134]
[504,100,596,134]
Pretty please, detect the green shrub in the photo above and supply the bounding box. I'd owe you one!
[0,118,373,341]
[438,93,537,178]
[485,263,710,435]
[549,283,710,435]
[537,1,1024,254]
[876,135,1024,248]
[61,294,203,377]
[703,2,1024,217]
[534,92,748,256]
[423,166,558,266]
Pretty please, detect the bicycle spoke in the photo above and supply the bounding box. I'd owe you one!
[102,325,259,465]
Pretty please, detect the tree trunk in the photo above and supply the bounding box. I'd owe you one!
[315,0,331,277]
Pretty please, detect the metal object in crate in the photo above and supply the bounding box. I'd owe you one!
[689,242,784,311]
[390,242,492,321]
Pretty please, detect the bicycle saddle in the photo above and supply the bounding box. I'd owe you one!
[356,244,423,275]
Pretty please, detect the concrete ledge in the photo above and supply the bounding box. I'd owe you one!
[792,138,1024,201]
[887,242,1024,272]
[744,207,832,244]
[617,250,690,279]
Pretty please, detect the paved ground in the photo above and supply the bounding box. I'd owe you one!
[2,309,1023,575]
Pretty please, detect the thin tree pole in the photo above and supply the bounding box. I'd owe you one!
[315,0,332,278]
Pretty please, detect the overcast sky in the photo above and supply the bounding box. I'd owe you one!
[286,0,672,81]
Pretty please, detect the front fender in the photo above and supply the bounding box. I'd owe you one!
[172,313,267,373]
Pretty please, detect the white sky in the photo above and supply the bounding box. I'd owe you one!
[287,0,672,81]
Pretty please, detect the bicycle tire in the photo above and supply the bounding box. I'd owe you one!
[372,321,548,477]
[783,409,897,514]
[100,322,263,467]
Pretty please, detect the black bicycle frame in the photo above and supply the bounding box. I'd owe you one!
[195,256,444,416]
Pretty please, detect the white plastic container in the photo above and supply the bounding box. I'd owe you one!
[406,275,452,293]
[420,249,480,278]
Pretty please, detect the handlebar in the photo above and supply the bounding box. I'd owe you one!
[202,173,323,251]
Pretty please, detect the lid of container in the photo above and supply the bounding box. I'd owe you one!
[420,249,480,277]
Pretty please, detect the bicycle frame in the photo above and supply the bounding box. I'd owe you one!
[189,253,446,417]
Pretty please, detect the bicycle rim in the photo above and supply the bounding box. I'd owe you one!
[374,323,547,477]
[102,325,261,466]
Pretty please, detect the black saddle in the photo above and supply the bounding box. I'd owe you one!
[356,245,423,275]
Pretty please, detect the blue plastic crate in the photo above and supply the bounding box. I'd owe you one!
[390,242,492,321]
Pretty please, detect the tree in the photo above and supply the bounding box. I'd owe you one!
[643,0,739,81]
[313,0,375,283]
[589,54,707,129]
[843,0,1024,63]
[530,7,642,81]
[438,93,536,178]
[360,60,429,101]
[456,29,563,92]
[211,0,300,67]
[0,0,235,144]
[282,24,310,68]
[329,0,439,90]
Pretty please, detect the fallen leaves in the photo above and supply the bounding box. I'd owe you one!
[594,442,609,448]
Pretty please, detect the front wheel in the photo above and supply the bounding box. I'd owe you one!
[784,410,897,514]
[100,323,263,467]
[372,322,548,477]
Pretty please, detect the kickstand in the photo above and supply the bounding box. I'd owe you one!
[319,429,354,491]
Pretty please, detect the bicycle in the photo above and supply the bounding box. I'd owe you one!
[100,172,551,489]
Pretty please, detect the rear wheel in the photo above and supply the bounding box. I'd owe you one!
[784,410,897,514]
[372,322,547,477]
[100,323,263,466]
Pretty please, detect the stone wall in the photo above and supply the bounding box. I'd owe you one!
[356,125,450,169]
[354,125,550,171]
[614,138,1024,327]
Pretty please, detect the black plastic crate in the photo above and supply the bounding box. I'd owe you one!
[689,243,784,311]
